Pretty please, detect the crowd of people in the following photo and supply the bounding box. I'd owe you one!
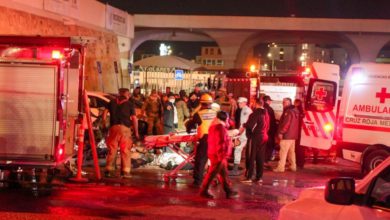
[101,85,305,199]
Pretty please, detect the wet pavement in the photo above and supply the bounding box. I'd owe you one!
[0,160,361,220]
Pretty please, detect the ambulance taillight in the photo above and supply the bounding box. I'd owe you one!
[323,122,334,132]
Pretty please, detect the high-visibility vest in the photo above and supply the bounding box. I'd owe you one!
[197,108,217,138]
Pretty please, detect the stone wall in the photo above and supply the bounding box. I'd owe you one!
[0,6,121,93]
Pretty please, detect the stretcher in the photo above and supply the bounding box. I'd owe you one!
[143,132,198,182]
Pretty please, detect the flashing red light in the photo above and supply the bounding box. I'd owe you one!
[58,148,64,156]
[51,50,63,59]
[249,64,256,72]
[302,67,311,76]
[323,122,334,132]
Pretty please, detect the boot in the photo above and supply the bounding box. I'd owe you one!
[226,190,239,199]
[229,164,241,176]
[199,190,214,199]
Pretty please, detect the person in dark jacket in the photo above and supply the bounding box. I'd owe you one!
[294,99,306,168]
[103,88,139,178]
[241,98,269,183]
[273,97,300,172]
[163,93,178,134]
[263,95,277,167]
[199,111,238,199]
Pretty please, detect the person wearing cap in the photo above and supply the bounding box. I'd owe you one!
[263,95,277,167]
[186,93,217,187]
[103,88,139,179]
[273,97,300,172]
[230,97,252,176]
[142,89,163,135]
[199,111,238,199]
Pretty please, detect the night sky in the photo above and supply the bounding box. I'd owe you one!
[99,0,390,19]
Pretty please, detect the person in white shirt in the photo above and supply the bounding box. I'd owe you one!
[230,97,252,176]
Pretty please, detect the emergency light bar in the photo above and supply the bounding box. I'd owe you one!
[351,67,366,84]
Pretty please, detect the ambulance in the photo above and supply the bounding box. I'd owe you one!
[0,36,87,185]
[336,63,390,173]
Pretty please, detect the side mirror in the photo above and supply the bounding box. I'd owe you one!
[325,177,355,205]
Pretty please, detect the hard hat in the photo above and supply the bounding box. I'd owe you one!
[211,103,220,111]
[200,93,213,103]
[237,97,248,103]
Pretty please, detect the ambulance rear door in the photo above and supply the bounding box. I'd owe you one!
[300,62,340,150]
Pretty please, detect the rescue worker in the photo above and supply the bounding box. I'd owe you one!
[241,98,269,183]
[142,89,163,135]
[200,111,239,199]
[186,93,217,187]
[273,97,300,172]
[263,95,277,168]
[131,86,145,113]
[103,88,139,178]
[230,97,252,176]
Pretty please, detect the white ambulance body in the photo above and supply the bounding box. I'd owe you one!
[337,63,390,172]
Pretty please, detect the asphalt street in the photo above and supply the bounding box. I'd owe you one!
[0,160,361,220]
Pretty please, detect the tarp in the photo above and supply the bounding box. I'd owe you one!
[133,55,201,70]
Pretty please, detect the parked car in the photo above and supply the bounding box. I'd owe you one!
[278,157,390,220]
[87,91,115,127]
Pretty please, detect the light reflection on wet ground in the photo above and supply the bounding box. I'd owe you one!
[0,161,360,220]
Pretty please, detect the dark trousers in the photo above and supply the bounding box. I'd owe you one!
[295,119,305,168]
[193,135,208,185]
[295,143,305,168]
[265,133,276,162]
[200,158,231,193]
[245,137,267,180]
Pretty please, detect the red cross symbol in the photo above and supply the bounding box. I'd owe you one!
[315,87,327,100]
[376,87,390,104]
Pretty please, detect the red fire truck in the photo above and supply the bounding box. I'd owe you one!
[0,36,86,187]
